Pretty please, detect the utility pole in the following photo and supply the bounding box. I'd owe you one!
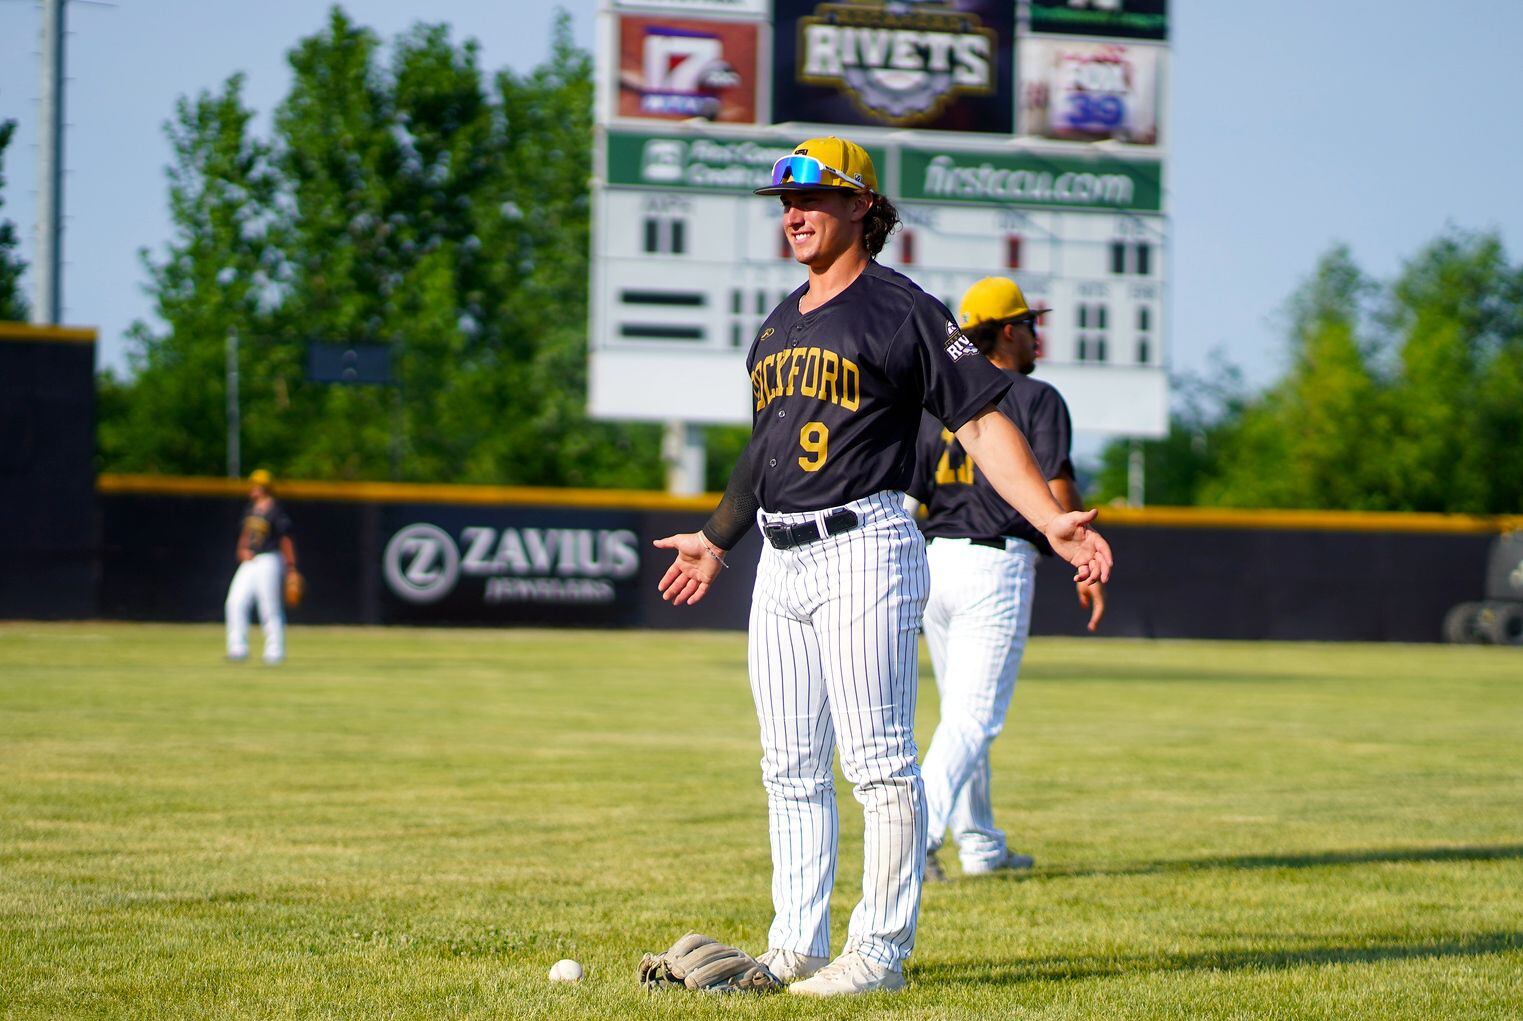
[226,327,241,478]
[1127,438,1145,507]
[33,0,67,325]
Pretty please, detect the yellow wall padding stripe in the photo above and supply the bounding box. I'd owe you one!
[97,474,1522,534]
[97,473,721,512]
[0,321,98,343]
[1094,504,1522,535]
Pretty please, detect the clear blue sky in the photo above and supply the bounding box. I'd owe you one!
[2,0,1522,396]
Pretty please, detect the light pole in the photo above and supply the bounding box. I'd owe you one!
[33,0,66,324]
[218,267,240,478]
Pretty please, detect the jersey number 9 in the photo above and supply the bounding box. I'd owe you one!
[798,421,829,472]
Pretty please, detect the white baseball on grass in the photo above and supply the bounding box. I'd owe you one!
[548,958,584,983]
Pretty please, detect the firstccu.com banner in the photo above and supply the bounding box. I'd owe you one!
[379,506,644,625]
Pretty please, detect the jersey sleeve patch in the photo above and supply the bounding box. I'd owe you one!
[944,321,978,362]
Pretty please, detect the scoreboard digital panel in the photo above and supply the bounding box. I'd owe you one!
[589,0,1170,439]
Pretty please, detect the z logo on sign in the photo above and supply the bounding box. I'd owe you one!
[384,524,461,604]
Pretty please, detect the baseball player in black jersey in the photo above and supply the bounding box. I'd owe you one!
[654,137,1113,996]
[908,277,1105,883]
[224,469,297,664]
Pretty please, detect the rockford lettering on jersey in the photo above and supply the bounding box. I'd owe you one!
[745,261,1010,513]
[751,346,862,412]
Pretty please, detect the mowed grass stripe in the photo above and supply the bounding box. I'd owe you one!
[1,624,1519,1020]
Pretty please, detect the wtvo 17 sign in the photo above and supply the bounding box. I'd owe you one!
[618,17,760,123]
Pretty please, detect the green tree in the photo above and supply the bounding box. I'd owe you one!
[1380,230,1523,513]
[1201,246,1390,509]
[104,6,664,488]
[0,118,29,322]
[1097,234,1523,515]
[490,11,661,487]
[268,8,405,479]
[99,76,275,474]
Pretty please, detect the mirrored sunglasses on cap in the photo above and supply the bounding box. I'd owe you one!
[768,153,865,190]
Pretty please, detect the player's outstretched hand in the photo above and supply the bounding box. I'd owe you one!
[652,532,726,607]
[1043,509,1113,585]
[1077,580,1106,632]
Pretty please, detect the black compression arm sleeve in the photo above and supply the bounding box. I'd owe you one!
[701,442,759,550]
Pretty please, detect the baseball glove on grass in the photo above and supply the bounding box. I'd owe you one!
[638,933,781,994]
[283,569,305,608]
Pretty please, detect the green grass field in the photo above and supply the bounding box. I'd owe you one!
[1,623,1520,1020]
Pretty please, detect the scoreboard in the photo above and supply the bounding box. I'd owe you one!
[589,0,1170,448]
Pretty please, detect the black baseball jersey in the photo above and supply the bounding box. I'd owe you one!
[239,499,292,556]
[745,262,1011,513]
[909,371,1074,555]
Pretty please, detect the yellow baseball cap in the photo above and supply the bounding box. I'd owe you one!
[959,277,1051,329]
[754,136,878,195]
[249,469,274,489]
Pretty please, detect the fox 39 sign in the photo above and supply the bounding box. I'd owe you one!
[379,507,643,625]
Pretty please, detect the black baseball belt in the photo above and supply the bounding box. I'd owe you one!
[762,509,861,550]
[930,536,1011,550]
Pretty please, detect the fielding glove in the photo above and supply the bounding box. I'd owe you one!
[638,933,781,994]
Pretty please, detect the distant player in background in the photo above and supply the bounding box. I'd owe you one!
[225,469,297,665]
[908,277,1105,881]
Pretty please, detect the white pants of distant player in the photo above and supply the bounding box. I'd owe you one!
[225,551,285,664]
[749,491,929,971]
[921,536,1039,871]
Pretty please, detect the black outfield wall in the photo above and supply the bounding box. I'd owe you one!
[96,478,1509,642]
[0,325,97,619]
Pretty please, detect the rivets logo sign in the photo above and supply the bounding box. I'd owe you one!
[797,0,997,124]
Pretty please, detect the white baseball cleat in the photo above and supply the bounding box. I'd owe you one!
[786,951,906,997]
[963,849,1035,875]
[757,948,829,983]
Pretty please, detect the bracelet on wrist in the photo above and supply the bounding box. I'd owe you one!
[699,536,728,569]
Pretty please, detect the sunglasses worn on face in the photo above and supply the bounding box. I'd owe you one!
[769,154,863,190]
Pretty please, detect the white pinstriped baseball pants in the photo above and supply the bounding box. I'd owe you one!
[748,491,929,970]
[921,537,1039,870]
